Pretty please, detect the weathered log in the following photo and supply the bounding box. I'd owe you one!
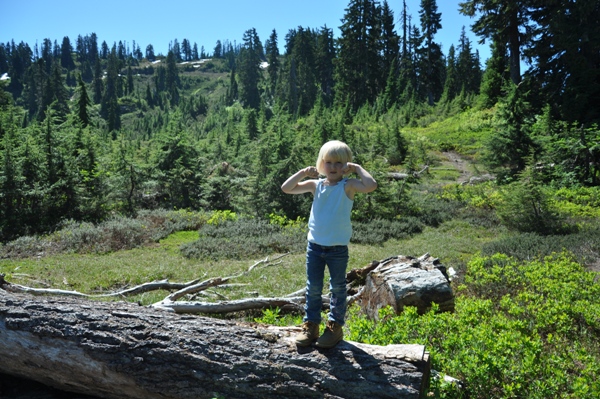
[360,254,455,319]
[0,290,431,399]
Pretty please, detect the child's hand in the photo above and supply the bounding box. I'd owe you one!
[303,166,319,178]
[342,162,357,175]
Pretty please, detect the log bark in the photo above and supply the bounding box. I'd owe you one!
[360,254,455,319]
[0,290,430,399]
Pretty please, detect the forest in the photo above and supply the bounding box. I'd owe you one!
[0,0,597,241]
[1,0,600,397]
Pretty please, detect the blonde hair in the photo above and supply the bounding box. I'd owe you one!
[316,140,353,175]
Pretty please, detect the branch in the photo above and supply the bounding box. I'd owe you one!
[152,296,305,313]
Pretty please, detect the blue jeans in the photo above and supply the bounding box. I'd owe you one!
[303,242,349,326]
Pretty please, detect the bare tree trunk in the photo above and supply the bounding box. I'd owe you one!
[0,290,431,399]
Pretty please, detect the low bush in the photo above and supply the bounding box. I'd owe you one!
[180,218,306,260]
[351,217,423,245]
[346,253,600,399]
[482,227,600,266]
[0,209,210,259]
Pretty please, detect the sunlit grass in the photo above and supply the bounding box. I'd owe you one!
[0,218,503,306]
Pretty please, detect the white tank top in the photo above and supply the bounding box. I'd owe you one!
[307,178,354,246]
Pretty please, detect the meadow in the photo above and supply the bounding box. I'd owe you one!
[2,145,599,398]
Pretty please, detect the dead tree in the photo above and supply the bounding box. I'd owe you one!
[0,290,431,399]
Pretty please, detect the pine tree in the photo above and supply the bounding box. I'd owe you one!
[76,73,91,127]
[440,45,458,103]
[479,38,507,107]
[165,50,180,105]
[226,65,238,105]
[335,0,383,110]
[483,82,537,180]
[459,0,531,85]
[526,0,600,124]
[456,26,481,95]
[381,1,399,85]
[126,65,134,95]
[92,58,103,104]
[315,26,336,106]
[60,36,75,70]
[238,28,262,110]
[101,47,121,133]
[418,0,443,105]
[265,29,280,98]
[290,27,318,115]
[146,44,155,61]
[48,61,69,122]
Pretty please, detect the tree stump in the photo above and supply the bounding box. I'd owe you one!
[360,254,455,319]
[0,290,431,399]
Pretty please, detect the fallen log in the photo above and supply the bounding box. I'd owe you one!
[0,290,431,399]
[360,254,455,319]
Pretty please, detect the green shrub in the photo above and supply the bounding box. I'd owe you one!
[180,218,306,260]
[346,253,600,399]
[496,179,569,235]
[52,217,152,253]
[0,210,210,259]
[0,235,50,258]
[136,209,208,240]
[351,217,423,245]
[407,189,462,228]
[482,227,600,266]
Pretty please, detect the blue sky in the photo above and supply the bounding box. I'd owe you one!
[2,0,490,63]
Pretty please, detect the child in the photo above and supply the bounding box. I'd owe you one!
[281,140,377,348]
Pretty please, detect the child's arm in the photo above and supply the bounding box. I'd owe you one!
[343,163,378,198]
[281,167,319,195]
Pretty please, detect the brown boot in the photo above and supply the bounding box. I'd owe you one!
[315,320,343,349]
[295,321,320,347]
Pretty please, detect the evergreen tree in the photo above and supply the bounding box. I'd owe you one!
[76,73,91,127]
[145,83,154,107]
[238,28,262,110]
[265,29,280,98]
[182,39,192,61]
[165,50,180,105]
[479,38,507,107]
[0,126,20,239]
[381,1,399,85]
[335,0,383,110]
[100,41,109,59]
[418,0,443,105]
[483,82,537,180]
[526,0,600,124]
[117,41,126,61]
[214,40,222,58]
[60,36,75,70]
[146,44,155,61]
[315,26,336,106]
[48,61,69,122]
[101,47,121,133]
[41,38,53,74]
[456,26,481,95]
[226,65,238,105]
[88,33,99,64]
[126,65,134,95]
[459,0,531,85]
[289,27,318,115]
[440,45,458,103]
[92,57,103,104]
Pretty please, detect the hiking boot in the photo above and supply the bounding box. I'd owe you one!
[315,320,343,349]
[295,321,320,347]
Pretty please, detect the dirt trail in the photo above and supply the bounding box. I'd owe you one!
[441,151,474,184]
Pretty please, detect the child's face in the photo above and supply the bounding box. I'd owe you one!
[322,157,345,181]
